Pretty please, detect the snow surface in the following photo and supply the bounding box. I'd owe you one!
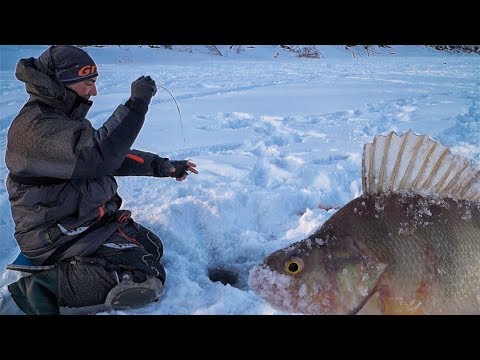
[0,45,479,315]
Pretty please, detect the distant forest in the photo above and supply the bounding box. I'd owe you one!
[77,45,480,58]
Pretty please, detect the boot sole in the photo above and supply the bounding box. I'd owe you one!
[105,277,164,310]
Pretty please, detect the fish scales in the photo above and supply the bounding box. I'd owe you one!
[325,194,480,313]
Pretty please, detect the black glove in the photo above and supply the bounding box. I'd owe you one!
[130,75,157,103]
[154,159,189,179]
[168,160,190,178]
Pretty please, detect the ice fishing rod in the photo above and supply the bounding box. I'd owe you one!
[157,85,186,147]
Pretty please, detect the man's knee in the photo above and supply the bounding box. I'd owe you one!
[59,255,166,309]
[126,221,164,260]
[96,243,166,285]
[56,257,119,308]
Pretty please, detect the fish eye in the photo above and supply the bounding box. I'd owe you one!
[285,257,304,275]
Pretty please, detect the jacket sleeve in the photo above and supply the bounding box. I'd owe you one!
[112,149,169,176]
[70,99,149,178]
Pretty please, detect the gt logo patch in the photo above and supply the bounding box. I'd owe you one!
[78,65,97,77]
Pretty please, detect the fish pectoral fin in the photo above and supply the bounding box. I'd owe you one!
[356,291,383,315]
[381,297,428,315]
[357,292,429,315]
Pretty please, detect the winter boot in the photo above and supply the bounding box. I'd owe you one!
[104,275,164,310]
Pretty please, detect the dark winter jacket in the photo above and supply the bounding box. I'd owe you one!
[5,50,167,265]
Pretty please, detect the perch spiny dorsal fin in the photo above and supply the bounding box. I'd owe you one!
[362,130,480,200]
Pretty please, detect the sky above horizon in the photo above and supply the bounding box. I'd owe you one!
[1,45,479,315]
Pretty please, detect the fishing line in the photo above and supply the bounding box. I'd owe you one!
[157,85,186,147]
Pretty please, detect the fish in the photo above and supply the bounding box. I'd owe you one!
[248,131,480,314]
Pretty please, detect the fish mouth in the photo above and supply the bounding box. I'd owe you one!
[248,263,300,312]
[248,263,282,297]
[247,263,267,294]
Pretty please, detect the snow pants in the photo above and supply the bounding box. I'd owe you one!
[8,220,166,315]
